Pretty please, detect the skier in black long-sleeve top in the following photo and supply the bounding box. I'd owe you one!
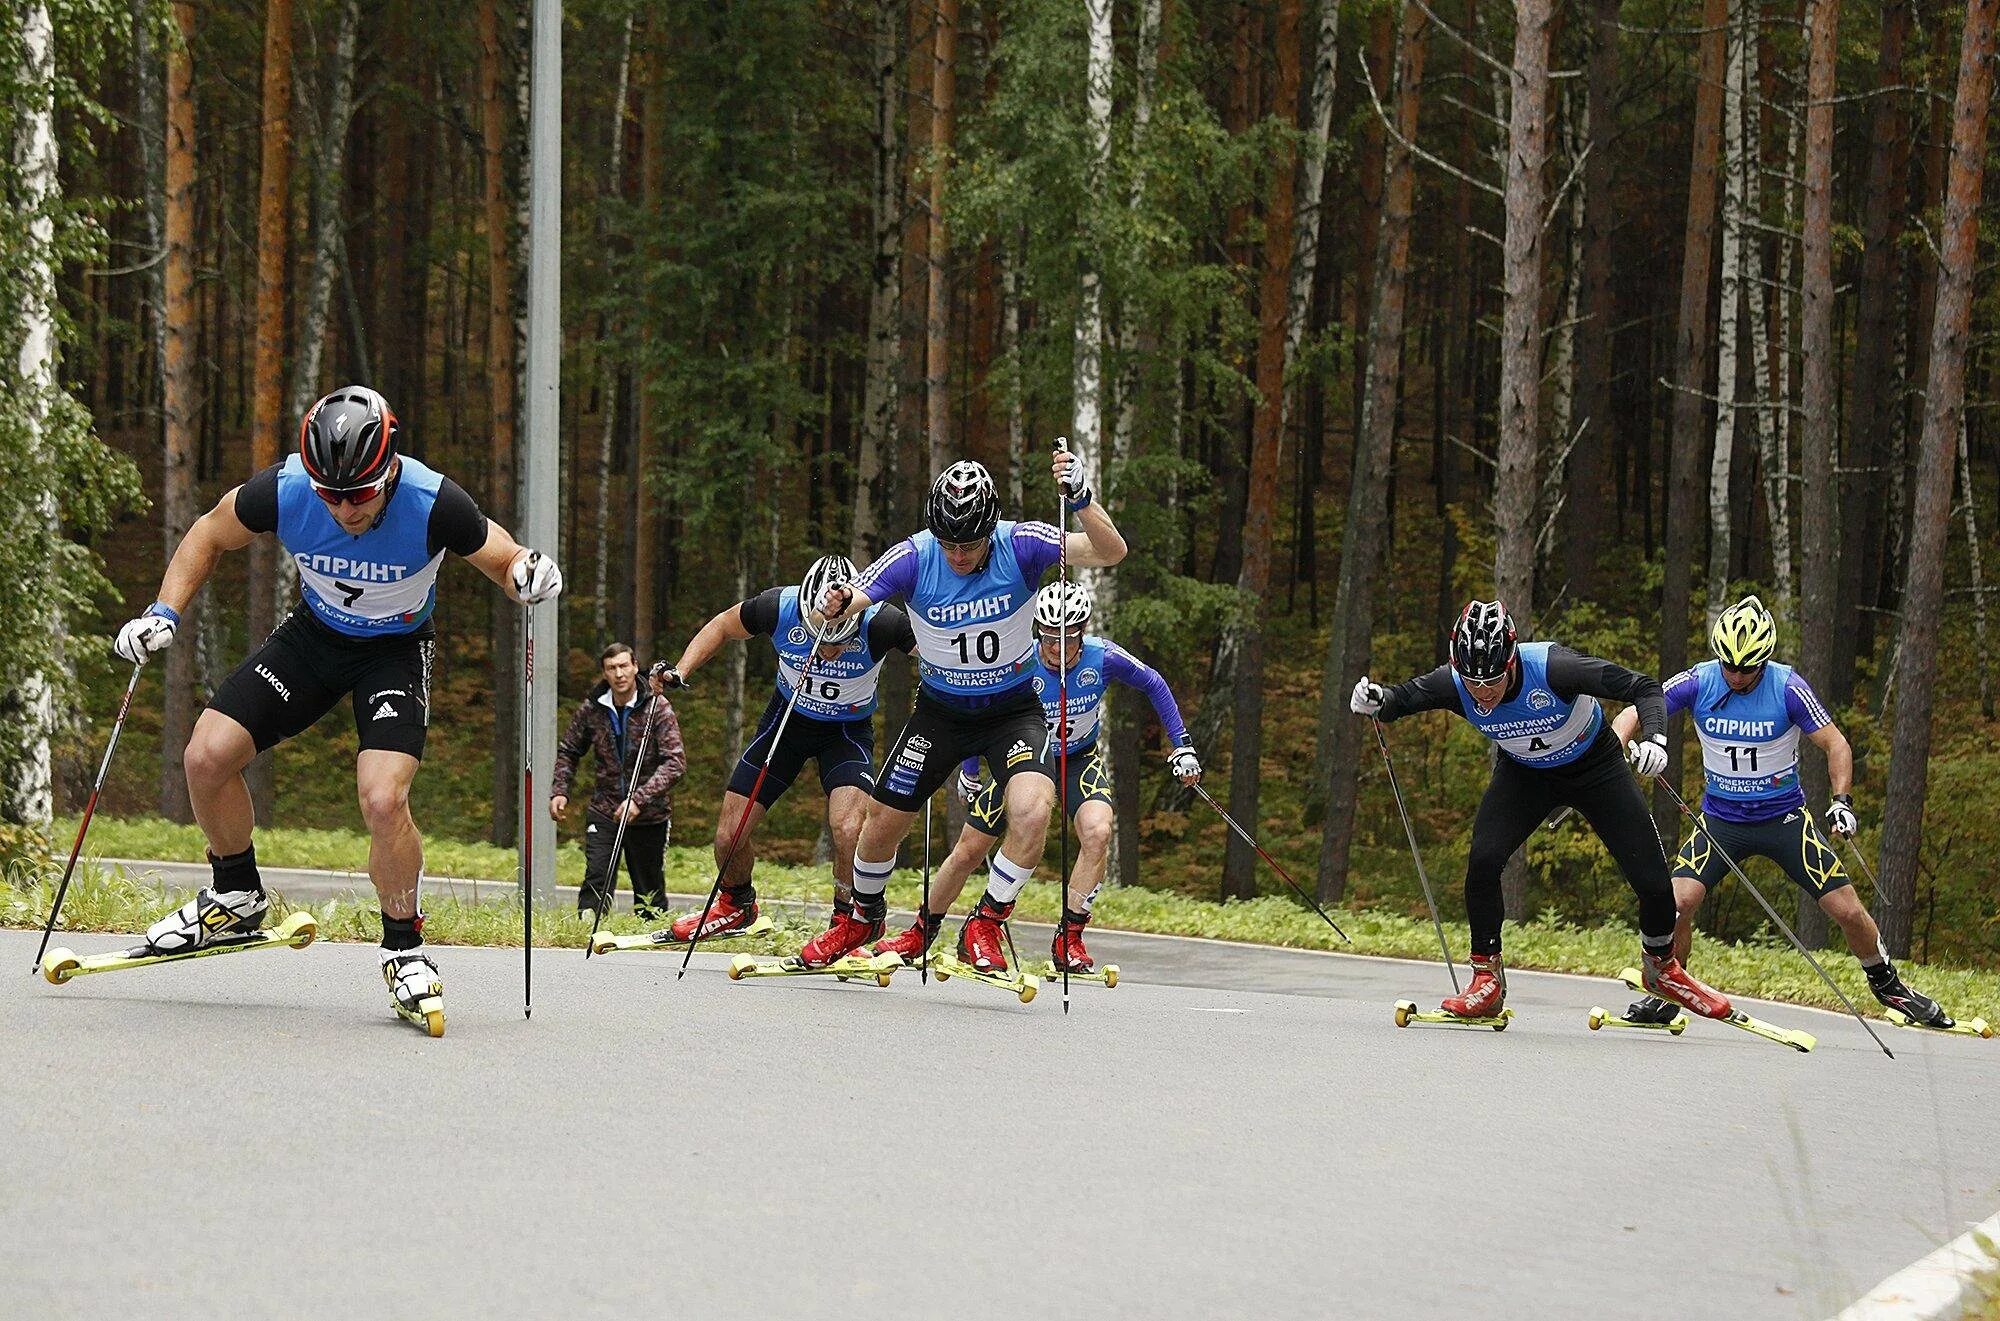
[1351,599,1735,1023]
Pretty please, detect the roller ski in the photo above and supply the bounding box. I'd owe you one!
[873,913,944,967]
[1028,960,1118,987]
[1394,954,1514,1031]
[384,948,446,1037]
[590,911,775,956]
[1033,912,1116,985]
[41,907,316,985]
[1587,995,1688,1035]
[930,896,1039,1003]
[726,950,900,987]
[1617,966,1815,1052]
[1870,974,1988,1036]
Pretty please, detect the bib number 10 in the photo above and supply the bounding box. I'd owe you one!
[952,629,1002,665]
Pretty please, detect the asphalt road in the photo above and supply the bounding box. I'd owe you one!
[4,894,1997,1319]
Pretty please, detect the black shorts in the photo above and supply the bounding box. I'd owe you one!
[967,742,1111,836]
[874,685,1056,812]
[207,608,433,758]
[725,690,877,808]
[1674,808,1850,897]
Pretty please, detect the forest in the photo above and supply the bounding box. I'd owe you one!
[3,0,1997,968]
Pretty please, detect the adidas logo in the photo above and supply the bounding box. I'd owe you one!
[373,702,399,720]
[1785,812,1799,823]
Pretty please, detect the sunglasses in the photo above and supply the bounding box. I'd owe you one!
[312,477,390,508]
[939,537,989,555]
[1721,662,1765,677]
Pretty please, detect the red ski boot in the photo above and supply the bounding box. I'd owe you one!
[669,887,758,942]
[1642,953,1732,1020]
[798,904,884,968]
[957,895,1015,974]
[873,914,941,964]
[1050,912,1095,974]
[1440,953,1506,1018]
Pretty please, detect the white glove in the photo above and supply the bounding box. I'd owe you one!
[1053,442,1092,512]
[114,606,179,666]
[957,768,983,805]
[1827,794,1858,839]
[1627,733,1669,779]
[512,549,564,604]
[1168,746,1202,784]
[1349,676,1385,716]
[819,584,854,623]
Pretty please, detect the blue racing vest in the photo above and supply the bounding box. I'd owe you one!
[1028,637,1109,755]
[1451,641,1602,767]
[905,523,1039,700]
[1687,659,1807,819]
[275,454,450,637]
[770,586,889,722]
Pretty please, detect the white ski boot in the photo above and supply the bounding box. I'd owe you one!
[382,947,446,1038]
[144,887,269,954]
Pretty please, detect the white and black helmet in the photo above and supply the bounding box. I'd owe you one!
[1450,599,1518,682]
[799,553,862,644]
[927,461,1001,544]
[1034,581,1093,635]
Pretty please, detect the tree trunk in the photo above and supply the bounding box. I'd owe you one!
[898,0,935,485]
[1876,0,1997,957]
[590,14,635,644]
[855,0,901,561]
[479,0,520,846]
[1959,415,1992,718]
[925,0,958,472]
[1656,0,1729,840]
[1222,0,1302,902]
[1309,0,1429,901]
[1794,0,1842,904]
[1564,0,1619,599]
[285,0,359,426]
[1072,0,1112,475]
[632,19,668,656]
[1705,0,1751,626]
[160,0,201,823]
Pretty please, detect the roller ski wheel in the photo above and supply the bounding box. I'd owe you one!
[1027,960,1119,987]
[1616,967,1813,1052]
[593,913,776,957]
[395,999,446,1038]
[383,949,446,1039]
[727,952,899,987]
[1884,1008,1994,1038]
[1586,1005,1688,1035]
[929,949,1039,1003]
[40,911,317,986]
[1393,998,1513,1031]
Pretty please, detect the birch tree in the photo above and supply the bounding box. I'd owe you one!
[592,13,634,642]
[1704,0,1752,625]
[855,0,901,561]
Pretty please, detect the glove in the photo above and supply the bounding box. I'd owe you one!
[1627,733,1669,779]
[818,584,854,623]
[1349,676,1385,716]
[511,549,564,604]
[648,661,689,690]
[1827,794,1858,839]
[957,768,983,805]
[1168,746,1202,784]
[1053,442,1092,513]
[114,604,179,666]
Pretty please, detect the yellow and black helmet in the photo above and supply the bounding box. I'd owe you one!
[1710,595,1777,669]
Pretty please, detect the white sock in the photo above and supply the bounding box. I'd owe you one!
[852,853,894,899]
[985,852,1034,904]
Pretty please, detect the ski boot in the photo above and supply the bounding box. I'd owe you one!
[957,895,1015,975]
[1642,952,1732,1020]
[873,912,943,965]
[1440,953,1506,1018]
[1871,972,1956,1030]
[798,901,885,968]
[143,886,269,954]
[669,886,760,942]
[1050,911,1095,974]
[1623,994,1683,1026]
[382,947,446,1037]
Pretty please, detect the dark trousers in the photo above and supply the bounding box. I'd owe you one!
[578,810,669,916]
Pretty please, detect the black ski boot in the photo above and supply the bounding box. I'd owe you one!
[1871,974,1954,1030]
[1623,994,1682,1027]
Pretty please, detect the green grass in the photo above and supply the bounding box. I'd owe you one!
[17,814,2000,1023]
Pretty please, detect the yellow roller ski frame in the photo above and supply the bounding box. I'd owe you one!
[590,913,776,956]
[1884,1008,1994,1038]
[929,950,1039,1003]
[40,911,318,986]
[1393,998,1514,1031]
[1616,967,1814,1052]
[726,951,900,987]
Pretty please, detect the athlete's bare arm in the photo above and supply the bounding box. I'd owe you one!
[1806,721,1854,797]
[463,522,534,599]
[156,487,258,614]
[669,605,755,682]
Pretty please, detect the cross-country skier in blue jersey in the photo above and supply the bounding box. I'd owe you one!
[1609,595,1959,1029]
[797,446,1127,969]
[873,581,1201,974]
[110,385,564,1032]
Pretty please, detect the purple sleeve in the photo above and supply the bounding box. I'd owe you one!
[1784,671,1834,733]
[1661,669,1699,718]
[1103,643,1190,748]
[960,757,980,778]
[853,539,919,603]
[1010,522,1064,581]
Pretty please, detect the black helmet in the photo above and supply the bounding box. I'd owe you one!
[927,461,1000,544]
[1450,600,1518,682]
[300,385,398,489]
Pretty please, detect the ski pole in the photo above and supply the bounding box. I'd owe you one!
[584,686,664,959]
[1835,832,1882,890]
[1654,778,1894,1059]
[1370,720,1458,992]
[921,797,931,985]
[679,619,830,979]
[1190,780,1352,944]
[32,662,144,974]
[1055,435,1072,1014]
[521,603,534,1020]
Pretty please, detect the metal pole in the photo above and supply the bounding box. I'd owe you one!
[521,0,561,906]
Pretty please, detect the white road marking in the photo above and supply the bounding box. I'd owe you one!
[1832,1207,2000,1320]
